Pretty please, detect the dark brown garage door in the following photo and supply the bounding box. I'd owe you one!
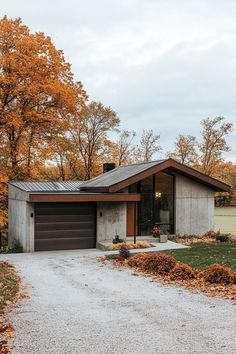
[35,202,96,251]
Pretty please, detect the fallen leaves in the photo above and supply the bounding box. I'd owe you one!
[0,319,14,354]
[105,255,236,303]
[0,262,28,353]
[0,262,20,314]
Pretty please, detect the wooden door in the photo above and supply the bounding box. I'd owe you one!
[127,202,138,236]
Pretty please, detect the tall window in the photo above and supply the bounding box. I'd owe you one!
[139,175,153,235]
[154,172,174,233]
[138,172,174,235]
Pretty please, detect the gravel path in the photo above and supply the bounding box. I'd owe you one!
[2,250,236,354]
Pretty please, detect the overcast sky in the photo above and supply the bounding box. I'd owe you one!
[1,0,236,160]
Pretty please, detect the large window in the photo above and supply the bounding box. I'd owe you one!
[154,172,174,233]
[139,172,174,235]
[139,175,153,235]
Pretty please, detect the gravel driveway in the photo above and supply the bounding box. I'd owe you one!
[2,250,236,354]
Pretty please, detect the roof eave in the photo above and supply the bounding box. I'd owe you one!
[29,193,141,202]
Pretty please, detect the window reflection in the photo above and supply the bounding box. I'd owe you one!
[138,172,174,235]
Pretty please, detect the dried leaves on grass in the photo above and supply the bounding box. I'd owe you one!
[0,261,23,353]
[0,262,20,314]
[174,234,236,246]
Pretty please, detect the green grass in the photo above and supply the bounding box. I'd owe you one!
[164,243,236,272]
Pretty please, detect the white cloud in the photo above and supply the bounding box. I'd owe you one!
[1,0,236,159]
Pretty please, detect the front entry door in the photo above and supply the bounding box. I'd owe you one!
[126,202,138,236]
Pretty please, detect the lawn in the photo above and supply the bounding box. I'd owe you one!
[0,262,20,314]
[164,243,236,272]
[215,207,236,235]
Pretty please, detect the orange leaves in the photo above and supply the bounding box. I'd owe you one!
[0,261,21,354]
[141,253,177,275]
[169,263,198,281]
[201,264,235,285]
[0,320,15,354]
[0,15,87,182]
[0,262,20,314]
[110,252,236,302]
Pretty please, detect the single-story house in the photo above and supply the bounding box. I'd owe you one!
[8,159,230,252]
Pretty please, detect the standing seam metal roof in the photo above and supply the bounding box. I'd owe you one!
[9,181,83,192]
[80,160,165,189]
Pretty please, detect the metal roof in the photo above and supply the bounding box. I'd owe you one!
[80,158,231,193]
[9,159,231,194]
[9,181,83,193]
[80,160,165,190]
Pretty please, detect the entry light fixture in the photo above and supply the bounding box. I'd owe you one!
[155,191,162,199]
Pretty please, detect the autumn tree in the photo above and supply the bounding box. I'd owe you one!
[133,129,162,162]
[168,134,199,165]
[114,129,136,166]
[0,16,87,181]
[0,16,87,226]
[69,101,120,180]
[199,117,233,176]
[43,136,77,181]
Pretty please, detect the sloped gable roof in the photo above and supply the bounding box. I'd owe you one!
[80,160,164,191]
[80,159,231,193]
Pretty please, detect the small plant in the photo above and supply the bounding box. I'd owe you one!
[169,263,197,280]
[119,245,130,259]
[152,225,161,238]
[202,264,235,284]
[10,239,23,253]
[127,253,149,267]
[141,253,177,275]
[112,235,124,244]
[215,234,229,243]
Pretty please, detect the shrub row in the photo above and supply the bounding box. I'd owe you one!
[126,253,235,284]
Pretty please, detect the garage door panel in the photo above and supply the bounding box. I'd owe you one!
[35,214,95,223]
[35,229,95,239]
[36,221,95,232]
[35,237,95,251]
[35,202,96,251]
[36,206,95,216]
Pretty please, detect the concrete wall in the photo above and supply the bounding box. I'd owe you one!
[8,185,34,252]
[175,174,215,236]
[96,202,127,244]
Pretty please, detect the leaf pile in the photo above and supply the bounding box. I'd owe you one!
[141,253,177,275]
[108,252,236,302]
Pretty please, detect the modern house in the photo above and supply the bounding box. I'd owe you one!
[8,159,230,252]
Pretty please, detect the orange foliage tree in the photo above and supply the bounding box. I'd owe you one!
[168,134,199,165]
[69,101,120,180]
[0,16,87,226]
